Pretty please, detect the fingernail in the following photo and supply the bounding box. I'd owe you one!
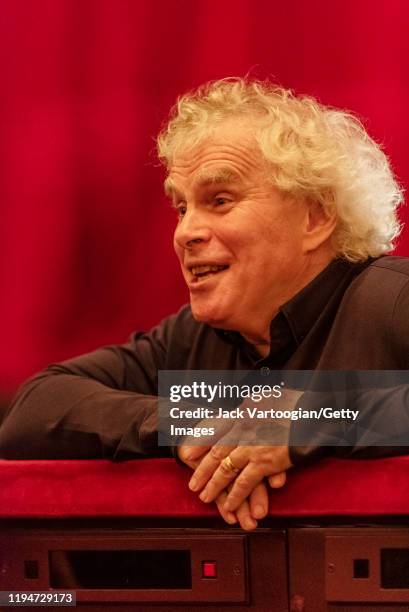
[244,518,257,530]
[254,504,265,519]
[227,513,237,524]
[199,491,209,502]
[189,477,198,491]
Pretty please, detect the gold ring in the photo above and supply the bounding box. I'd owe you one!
[222,455,240,474]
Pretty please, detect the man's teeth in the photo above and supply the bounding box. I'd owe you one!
[191,265,227,276]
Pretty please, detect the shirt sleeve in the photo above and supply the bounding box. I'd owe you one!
[289,385,409,465]
[290,277,409,465]
[0,321,174,460]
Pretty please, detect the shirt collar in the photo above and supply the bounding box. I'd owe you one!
[279,257,361,345]
[216,257,373,363]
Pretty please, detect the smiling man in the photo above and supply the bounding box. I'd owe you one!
[1,78,408,531]
[165,119,336,352]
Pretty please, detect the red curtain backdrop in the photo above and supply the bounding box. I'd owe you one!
[1,0,408,398]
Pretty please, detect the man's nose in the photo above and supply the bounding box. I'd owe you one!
[174,208,212,249]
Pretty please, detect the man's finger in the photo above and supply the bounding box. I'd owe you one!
[188,444,235,492]
[235,497,258,531]
[249,481,269,519]
[268,472,287,488]
[178,444,210,465]
[214,489,237,525]
[197,450,249,502]
[223,463,264,511]
[214,490,259,530]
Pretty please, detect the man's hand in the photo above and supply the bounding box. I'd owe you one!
[187,443,291,512]
[176,390,297,527]
[177,444,270,530]
[216,480,269,530]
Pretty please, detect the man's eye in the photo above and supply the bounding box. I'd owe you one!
[214,197,230,206]
[176,203,187,217]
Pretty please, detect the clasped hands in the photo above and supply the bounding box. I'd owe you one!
[177,414,293,531]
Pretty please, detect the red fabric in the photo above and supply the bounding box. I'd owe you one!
[1,1,408,396]
[1,457,408,519]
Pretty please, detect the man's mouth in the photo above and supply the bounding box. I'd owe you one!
[189,264,229,280]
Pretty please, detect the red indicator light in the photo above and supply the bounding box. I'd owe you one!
[202,561,217,578]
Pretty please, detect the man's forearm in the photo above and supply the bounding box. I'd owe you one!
[0,368,170,459]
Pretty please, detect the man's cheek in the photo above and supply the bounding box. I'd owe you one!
[173,237,182,258]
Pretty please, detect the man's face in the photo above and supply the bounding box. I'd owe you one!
[168,121,317,342]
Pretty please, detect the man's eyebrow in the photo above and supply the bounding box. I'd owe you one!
[163,167,243,200]
[193,167,243,187]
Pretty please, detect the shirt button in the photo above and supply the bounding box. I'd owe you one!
[260,366,270,376]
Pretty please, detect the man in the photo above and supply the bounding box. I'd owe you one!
[0,78,407,531]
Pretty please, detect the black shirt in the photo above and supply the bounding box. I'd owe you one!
[1,256,409,463]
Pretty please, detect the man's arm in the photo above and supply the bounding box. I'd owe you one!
[291,275,409,465]
[0,324,171,459]
[290,384,409,465]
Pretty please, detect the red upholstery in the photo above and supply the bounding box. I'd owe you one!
[0,457,408,519]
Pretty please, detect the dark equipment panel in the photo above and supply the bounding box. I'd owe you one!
[289,527,409,612]
[2,523,409,610]
[0,526,288,611]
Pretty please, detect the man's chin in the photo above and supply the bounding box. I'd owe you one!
[190,304,227,329]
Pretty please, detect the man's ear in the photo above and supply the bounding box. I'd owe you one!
[302,200,337,253]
